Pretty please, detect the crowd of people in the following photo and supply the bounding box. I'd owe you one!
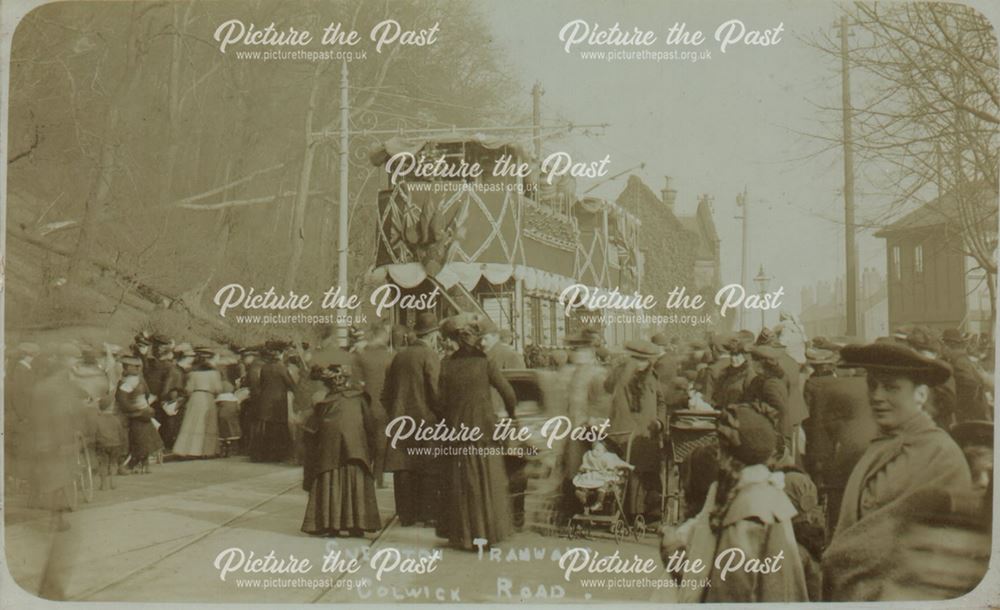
[3,314,995,602]
[642,322,994,602]
[4,333,321,507]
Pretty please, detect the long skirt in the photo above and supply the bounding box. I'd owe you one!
[439,452,512,549]
[173,396,219,457]
[301,464,381,535]
[157,413,183,450]
[249,421,290,462]
[129,420,164,462]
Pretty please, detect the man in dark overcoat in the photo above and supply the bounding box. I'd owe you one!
[605,339,666,522]
[381,312,441,526]
[352,326,394,485]
[250,345,296,462]
[236,347,261,453]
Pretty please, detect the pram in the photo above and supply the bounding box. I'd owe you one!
[663,409,720,525]
[565,430,647,545]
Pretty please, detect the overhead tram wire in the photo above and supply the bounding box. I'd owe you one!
[310,122,609,142]
[362,104,457,129]
[351,86,503,113]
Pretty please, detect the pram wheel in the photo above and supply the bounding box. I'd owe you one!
[611,518,628,545]
[633,514,646,539]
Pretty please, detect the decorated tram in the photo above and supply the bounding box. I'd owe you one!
[366,135,642,349]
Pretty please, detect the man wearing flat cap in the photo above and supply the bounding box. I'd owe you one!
[822,342,972,601]
[604,339,666,522]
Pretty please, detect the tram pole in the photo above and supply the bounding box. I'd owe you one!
[337,59,350,347]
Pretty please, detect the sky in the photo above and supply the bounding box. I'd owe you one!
[480,0,892,317]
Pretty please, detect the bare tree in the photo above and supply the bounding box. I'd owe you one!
[7,0,520,337]
[816,3,999,330]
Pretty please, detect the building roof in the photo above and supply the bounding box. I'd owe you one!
[875,182,997,237]
[678,217,710,259]
[615,175,687,232]
[614,174,701,296]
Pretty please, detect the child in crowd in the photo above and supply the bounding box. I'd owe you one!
[94,398,127,490]
[116,360,162,474]
[572,440,634,513]
[215,393,242,457]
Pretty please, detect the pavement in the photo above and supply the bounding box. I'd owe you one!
[3,457,675,604]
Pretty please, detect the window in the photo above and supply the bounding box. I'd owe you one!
[914,245,924,274]
[555,302,566,343]
[892,246,901,280]
[480,295,513,331]
[540,299,553,345]
[523,297,536,345]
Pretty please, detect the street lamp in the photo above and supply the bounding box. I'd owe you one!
[753,264,772,331]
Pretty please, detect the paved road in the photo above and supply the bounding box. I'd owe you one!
[4,457,672,604]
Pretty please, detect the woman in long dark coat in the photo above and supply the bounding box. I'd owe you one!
[436,316,518,550]
[301,352,381,537]
[250,348,295,462]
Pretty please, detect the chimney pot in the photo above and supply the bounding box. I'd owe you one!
[661,176,677,211]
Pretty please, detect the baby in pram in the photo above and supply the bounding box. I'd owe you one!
[573,440,634,513]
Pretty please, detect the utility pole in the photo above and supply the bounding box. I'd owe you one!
[337,60,350,347]
[531,81,544,160]
[840,15,858,337]
[736,187,748,330]
[522,81,544,347]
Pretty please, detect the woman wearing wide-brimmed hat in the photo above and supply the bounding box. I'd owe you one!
[711,333,757,408]
[301,350,380,537]
[436,314,518,549]
[173,347,222,458]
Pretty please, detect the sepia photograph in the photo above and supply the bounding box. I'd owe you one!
[1,0,997,606]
